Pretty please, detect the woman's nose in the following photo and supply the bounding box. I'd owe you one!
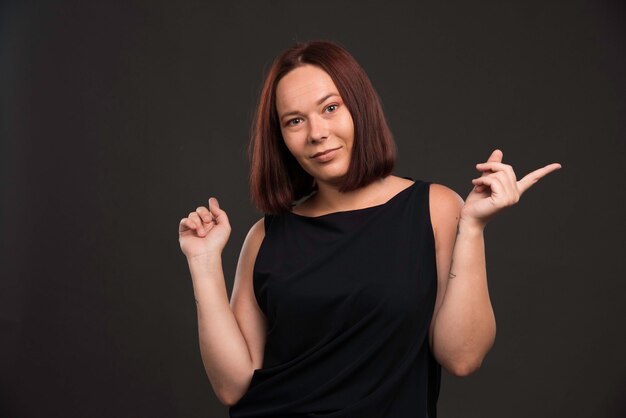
[308,114,329,142]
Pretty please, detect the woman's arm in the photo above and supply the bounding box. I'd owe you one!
[189,253,258,403]
[428,149,561,376]
[429,184,495,377]
[179,198,266,405]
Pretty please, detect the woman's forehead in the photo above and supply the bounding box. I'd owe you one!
[276,65,340,112]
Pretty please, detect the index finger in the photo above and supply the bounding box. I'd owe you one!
[517,163,562,195]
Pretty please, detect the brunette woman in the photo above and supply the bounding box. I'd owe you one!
[178,40,561,418]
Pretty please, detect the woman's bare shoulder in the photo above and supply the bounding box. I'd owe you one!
[429,183,464,206]
[428,183,464,232]
[247,217,266,243]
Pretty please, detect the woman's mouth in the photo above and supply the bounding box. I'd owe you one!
[311,147,341,162]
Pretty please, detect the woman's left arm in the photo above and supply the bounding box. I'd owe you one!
[429,149,561,377]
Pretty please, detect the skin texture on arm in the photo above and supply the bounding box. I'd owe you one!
[428,183,496,377]
[189,253,259,404]
[199,217,267,406]
[180,199,267,406]
[428,149,561,376]
[226,218,268,404]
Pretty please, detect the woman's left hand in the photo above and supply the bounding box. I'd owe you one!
[460,149,562,229]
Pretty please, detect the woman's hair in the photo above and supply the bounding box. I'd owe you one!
[248,40,396,214]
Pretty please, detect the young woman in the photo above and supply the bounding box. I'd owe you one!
[178,40,561,417]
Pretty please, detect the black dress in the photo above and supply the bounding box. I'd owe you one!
[230,178,441,418]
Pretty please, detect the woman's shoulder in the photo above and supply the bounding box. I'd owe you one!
[428,183,463,206]
[428,183,464,232]
[244,216,267,247]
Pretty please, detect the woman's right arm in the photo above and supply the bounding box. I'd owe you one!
[179,197,267,406]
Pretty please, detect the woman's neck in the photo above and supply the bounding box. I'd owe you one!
[299,175,393,214]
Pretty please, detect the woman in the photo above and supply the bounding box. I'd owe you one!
[178,40,561,417]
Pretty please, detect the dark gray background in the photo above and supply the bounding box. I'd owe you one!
[1,0,625,417]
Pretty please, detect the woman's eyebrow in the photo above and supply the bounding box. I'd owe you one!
[280,93,340,120]
[315,92,339,106]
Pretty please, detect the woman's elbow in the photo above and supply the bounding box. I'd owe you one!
[445,358,483,377]
[218,392,234,407]
[211,380,245,406]
[219,389,244,407]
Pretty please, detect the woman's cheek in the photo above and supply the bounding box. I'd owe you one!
[282,132,304,160]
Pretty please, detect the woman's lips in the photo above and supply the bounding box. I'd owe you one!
[311,147,340,162]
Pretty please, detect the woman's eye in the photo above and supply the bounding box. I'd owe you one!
[325,104,338,113]
[288,118,302,126]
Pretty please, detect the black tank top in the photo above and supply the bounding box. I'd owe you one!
[230,177,441,418]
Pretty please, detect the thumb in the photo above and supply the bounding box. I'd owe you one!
[208,197,228,222]
[209,197,223,213]
[479,149,503,179]
[487,149,504,163]
[487,149,503,163]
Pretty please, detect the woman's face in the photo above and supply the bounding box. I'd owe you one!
[275,64,354,186]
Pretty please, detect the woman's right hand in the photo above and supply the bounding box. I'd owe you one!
[179,197,232,259]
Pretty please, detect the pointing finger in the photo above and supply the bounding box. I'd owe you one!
[517,163,562,195]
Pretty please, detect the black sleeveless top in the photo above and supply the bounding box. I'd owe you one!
[230,178,441,418]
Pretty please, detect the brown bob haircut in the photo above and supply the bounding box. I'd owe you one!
[248,40,397,215]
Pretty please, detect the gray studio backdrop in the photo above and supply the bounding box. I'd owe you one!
[1,1,625,417]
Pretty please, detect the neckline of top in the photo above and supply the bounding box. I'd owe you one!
[287,178,417,220]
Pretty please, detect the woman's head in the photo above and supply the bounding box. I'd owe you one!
[248,40,396,214]
[276,64,356,196]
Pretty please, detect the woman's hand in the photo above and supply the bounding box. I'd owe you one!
[460,149,562,229]
[179,197,232,259]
